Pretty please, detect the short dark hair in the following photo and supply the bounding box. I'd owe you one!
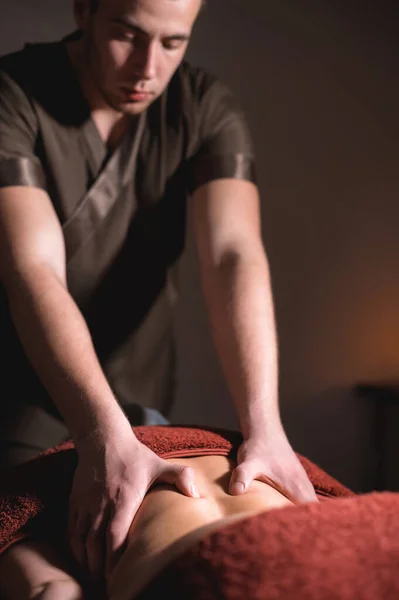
[89,0,206,15]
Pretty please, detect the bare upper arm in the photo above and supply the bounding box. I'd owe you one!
[0,186,66,288]
[191,179,264,270]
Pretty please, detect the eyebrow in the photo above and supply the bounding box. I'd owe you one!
[111,17,191,41]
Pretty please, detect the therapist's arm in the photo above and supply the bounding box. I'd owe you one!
[191,179,317,503]
[0,185,199,581]
[0,185,127,440]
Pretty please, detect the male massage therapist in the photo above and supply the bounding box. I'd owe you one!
[0,0,316,582]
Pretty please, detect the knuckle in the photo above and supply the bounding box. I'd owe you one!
[180,465,194,479]
[234,465,246,478]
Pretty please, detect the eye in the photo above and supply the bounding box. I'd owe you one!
[111,25,135,42]
[118,32,135,42]
[163,39,185,51]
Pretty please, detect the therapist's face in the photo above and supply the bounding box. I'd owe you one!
[75,0,202,114]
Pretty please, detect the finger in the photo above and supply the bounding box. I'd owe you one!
[160,465,200,498]
[229,463,257,495]
[105,496,142,579]
[284,479,318,504]
[256,467,318,504]
[256,473,300,503]
[241,466,317,505]
[86,505,109,583]
[69,511,91,567]
[231,461,306,503]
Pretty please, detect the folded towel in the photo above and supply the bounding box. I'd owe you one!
[0,425,352,557]
[138,491,399,600]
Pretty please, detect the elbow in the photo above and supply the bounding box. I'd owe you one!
[1,259,66,304]
[213,241,270,277]
[199,244,271,305]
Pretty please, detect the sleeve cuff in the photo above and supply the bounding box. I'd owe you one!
[188,153,256,194]
[0,156,46,189]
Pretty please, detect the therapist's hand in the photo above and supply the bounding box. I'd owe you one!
[229,425,318,504]
[68,426,200,585]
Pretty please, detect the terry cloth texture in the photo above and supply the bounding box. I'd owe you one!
[0,425,352,558]
[138,490,399,600]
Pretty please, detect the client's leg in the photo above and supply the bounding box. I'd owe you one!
[108,454,294,600]
[0,540,84,600]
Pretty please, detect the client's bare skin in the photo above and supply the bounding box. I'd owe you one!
[0,455,294,600]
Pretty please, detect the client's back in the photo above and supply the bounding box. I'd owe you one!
[108,455,293,600]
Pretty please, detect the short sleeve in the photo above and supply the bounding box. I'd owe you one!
[0,68,46,190]
[187,77,256,193]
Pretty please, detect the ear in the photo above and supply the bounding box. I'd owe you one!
[73,0,91,30]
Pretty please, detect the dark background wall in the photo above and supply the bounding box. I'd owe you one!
[1,1,398,491]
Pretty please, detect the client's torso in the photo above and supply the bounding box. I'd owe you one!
[107,454,293,600]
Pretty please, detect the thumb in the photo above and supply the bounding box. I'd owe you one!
[229,463,255,495]
[162,464,200,499]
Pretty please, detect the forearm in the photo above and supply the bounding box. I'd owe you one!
[5,265,130,445]
[201,248,280,439]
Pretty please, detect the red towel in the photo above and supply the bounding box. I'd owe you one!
[139,491,399,600]
[0,425,352,558]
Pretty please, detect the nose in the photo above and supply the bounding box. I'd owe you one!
[134,40,157,81]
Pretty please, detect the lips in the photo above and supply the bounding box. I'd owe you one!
[121,87,152,97]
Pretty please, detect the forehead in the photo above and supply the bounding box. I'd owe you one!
[98,0,202,33]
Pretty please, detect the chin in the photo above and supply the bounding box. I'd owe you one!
[108,96,155,116]
[100,90,148,115]
[121,102,151,115]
